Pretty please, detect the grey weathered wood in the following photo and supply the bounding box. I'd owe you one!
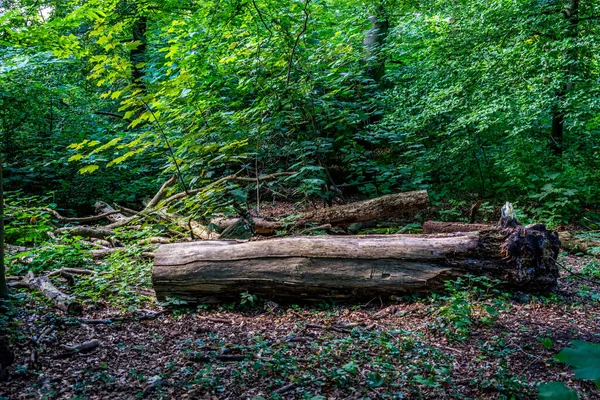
[153,226,560,303]
[295,190,428,226]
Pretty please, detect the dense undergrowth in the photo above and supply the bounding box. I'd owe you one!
[2,0,600,224]
[3,194,600,398]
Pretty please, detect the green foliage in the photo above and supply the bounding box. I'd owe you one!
[538,382,578,400]
[240,291,258,308]
[4,192,54,246]
[2,0,600,220]
[556,342,600,383]
[538,341,600,399]
[431,275,510,342]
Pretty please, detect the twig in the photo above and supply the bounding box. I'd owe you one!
[55,339,100,358]
[78,310,167,325]
[554,257,600,285]
[43,208,127,223]
[272,383,297,395]
[161,170,294,206]
[144,175,177,210]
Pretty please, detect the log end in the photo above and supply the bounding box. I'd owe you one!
[481,222,560,291]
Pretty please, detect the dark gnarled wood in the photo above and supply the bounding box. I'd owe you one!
[153,223,560,303]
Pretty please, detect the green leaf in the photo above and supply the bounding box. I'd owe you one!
[342,361,358,374]
[78,165,99,174]
[556,341,600,380]
[366,371,384,388]
[540,338,553,350]
[538,382,578,400]
[68,154,83,162]
[485,305,499,316]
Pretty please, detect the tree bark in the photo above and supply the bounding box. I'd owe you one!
[0,155,7,299]
[423,221,492,233]
[424,220,595,255]
[295,190,428,227]
[11,272,82,314]
[364,5,389,85]
[153,223,560,304]
[549,0,579,157]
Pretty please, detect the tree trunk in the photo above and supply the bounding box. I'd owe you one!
[153,223,560,304]
[0,155,7,299]
[295,190,428,227]
[364,5,389,85]
[549,0,579,157]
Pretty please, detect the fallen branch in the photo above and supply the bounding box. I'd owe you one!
[10,272,83,315]
[272,383,298,395]
[47,268,95,284]
[144,175,177,210]
[56,339,100,358]
[161,170,295,207]
[78,310,167,325]
[422,221,492,233]
[294,190,429,227]
[6,244,31,254]
[46,268,95,278]
[91,248,120,258]
[305,323,351,334]
[94,201,128,222]
[56,226,115,240]
[43,208,127,224]
[423,221,599,255]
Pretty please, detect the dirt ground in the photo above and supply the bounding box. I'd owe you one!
[1,256,599,400]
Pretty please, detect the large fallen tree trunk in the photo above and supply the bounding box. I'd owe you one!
[153,207,560,303]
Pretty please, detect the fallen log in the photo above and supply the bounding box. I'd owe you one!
[153,206,560,303]
[423,221,598,255]
[423,221,492,233]
[294,190,428,227]
[210,191,429,238]
[10,272,83,314]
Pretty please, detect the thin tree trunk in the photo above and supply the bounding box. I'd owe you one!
[549,0,579,157]
[364,5,389,85]
[0,155,7,299]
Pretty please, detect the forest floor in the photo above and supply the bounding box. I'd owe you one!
[1,255,599,400]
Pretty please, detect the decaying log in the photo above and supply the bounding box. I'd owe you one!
[424,221,598,255]
[423,221,493,233]
[11,272,82,314]
[294,190,428,227]
[153,216,560,303]
[210,191,428,238]
[56,226,115,240]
